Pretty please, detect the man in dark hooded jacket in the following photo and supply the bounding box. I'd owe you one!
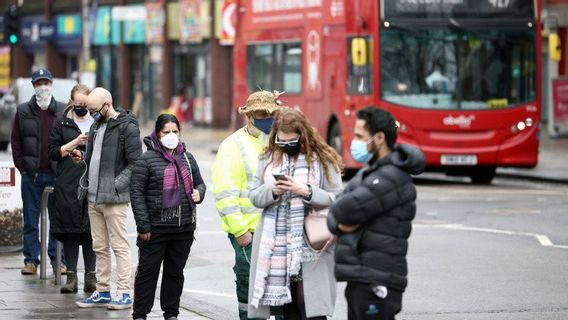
[70,87,142,310]
[328,106,425,320]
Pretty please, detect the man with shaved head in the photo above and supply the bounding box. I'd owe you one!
[71,87,142,310]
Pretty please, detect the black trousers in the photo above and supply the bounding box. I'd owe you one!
[61,233,96,273]
[132,231,194,320]
[345,282,402,320]
[282,280,326,320]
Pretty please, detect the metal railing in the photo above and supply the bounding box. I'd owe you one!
[40,186,62,285]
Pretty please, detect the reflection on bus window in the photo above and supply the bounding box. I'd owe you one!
[246,42,302,94]
[347,36,373,95]
[380,28,536,110]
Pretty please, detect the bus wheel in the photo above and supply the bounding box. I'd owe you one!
[328,121,342,155]
[470,167,496,184]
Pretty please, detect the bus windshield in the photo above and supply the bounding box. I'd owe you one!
[380,27,537,110]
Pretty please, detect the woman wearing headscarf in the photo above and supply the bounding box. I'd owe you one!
[248,108,344,319]
[130,113,206,320]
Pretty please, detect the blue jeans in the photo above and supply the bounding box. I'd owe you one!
[21,174,64,266]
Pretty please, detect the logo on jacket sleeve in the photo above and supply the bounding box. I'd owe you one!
[365,304,379,315]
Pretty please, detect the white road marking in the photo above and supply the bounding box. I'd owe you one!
[127,230,226,238]
[183,288,236,299]
[415,223,566,249]
[418,186,568,196]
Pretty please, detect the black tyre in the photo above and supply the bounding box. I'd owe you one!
[470,167,496,184]
[0,141,8,151]
[328,121,342,156]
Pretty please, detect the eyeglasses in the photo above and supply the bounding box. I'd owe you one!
[275,135,300,147]
[71,104,87,108]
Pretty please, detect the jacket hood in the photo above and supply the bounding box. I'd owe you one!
[143,135,158,151]
[377,143,426,175]
[106,108,138,128]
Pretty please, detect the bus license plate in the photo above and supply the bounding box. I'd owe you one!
[441,155,477,165]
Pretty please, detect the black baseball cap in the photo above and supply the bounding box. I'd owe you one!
[31,68,53,84]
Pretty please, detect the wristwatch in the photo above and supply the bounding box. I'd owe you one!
[305,184,313,201]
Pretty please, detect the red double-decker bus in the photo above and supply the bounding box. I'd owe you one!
[233,0,541,183]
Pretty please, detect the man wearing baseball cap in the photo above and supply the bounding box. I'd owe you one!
[11,68,66,275]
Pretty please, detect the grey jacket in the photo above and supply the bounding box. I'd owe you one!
[83,110,142,204]
[247,157,343,318]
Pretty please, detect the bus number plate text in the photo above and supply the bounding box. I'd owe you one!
[441,155,478,165]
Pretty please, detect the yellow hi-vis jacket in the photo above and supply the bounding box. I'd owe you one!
[212,127,266,237]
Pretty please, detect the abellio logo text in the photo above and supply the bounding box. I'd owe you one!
[443,115,475,128]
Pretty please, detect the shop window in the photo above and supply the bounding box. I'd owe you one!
[347,36,373,95]
[247,42,302,94]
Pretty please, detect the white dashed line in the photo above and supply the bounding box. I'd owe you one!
[183,288,236,298]
[415,224,567,249]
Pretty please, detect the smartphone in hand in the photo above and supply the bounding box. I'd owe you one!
[273,173,287,181]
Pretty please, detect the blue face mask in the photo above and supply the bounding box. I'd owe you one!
[91,103,107,123]
[350,135,376,164]
[254,118,273,134]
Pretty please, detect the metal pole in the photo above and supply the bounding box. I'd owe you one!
[54,241,62,285]
[40,186,54,280]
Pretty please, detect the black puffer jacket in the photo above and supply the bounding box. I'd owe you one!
[12,96,65,174]
[130,136,206,233]
[328,144,425,292]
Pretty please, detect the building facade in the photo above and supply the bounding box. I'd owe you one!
[1,0,232,128]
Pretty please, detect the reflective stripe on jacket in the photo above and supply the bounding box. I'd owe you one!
[212,127,266,237]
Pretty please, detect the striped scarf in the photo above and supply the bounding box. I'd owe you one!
[251,153,320,307]
[149,132,194,222]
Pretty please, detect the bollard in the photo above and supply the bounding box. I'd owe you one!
[40,187,53,279]
[54,240,62,285]
[40,186,62,284]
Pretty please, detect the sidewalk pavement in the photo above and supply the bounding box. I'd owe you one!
[496,131,568,183]
[149,123,568,184]
[0,252,213,320]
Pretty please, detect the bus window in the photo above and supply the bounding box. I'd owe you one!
[283,44,302,93]
[347,36,373,95]
[247,44,277,91]
[380,27,536,110]
[247,42,302,94]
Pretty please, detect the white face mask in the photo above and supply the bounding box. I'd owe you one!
[160,132,179,149]
[35,85,52,110]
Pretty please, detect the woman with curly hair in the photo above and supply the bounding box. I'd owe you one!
[247,108,344,319]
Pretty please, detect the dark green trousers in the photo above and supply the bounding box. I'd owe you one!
[229,234,264,320]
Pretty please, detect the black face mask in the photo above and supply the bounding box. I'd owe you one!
[73,105,88,117]
[280,140,301,157]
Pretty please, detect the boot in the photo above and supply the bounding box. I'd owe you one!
[84,271,97,293]
[60,271,78,294]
